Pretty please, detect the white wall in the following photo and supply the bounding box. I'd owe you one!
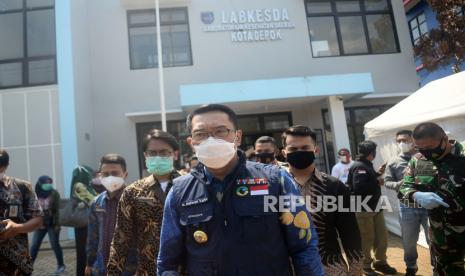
[71,0,97,169]
[0,86,63,194]
[81,0,419,181]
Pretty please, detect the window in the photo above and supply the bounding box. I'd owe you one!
[128,8,193,70]
[305,0,400,57]
[339,16,368,54]
[322,105,392,168]
[237,117,261,132]
[0,0,56,89]
[237,112,293,138]
[313,129,329,173]
[263,114,291,130]
[409,12,428,45]
[136,120,191,177]
[307,17,340,56]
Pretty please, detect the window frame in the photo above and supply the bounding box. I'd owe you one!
[135,119,190,178]
[321,104,393,168]
[127,7,193,70]
[237,112,293,134]
[408,11,428,46]
[305,0,401,57]
[0,0,57,89]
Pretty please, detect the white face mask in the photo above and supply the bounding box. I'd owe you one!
[340,155,349,163]
[0,172,4,180]
[194,137,236,169]
[398,142,413,154]
[101,176,125,193]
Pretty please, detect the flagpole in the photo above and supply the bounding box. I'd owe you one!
[155,0,167,131]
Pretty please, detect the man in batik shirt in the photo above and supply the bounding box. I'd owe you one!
[0,149,43,275]
[107,129,181,275]
[282,126,363,276]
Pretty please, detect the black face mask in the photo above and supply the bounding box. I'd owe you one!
[255,152,275,164]
[419,137,445,161]
[286,151,315,169]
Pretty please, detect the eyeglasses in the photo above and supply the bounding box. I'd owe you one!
[145,149,173,157]
[191,126,235,141]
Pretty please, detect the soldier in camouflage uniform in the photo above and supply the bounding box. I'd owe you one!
[400,122,465,276]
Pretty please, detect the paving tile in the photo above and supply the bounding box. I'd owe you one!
[32,233,434,275]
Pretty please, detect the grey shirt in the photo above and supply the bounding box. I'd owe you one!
[384,154,412,192]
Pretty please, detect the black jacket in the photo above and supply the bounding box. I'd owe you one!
[347,158,381,212]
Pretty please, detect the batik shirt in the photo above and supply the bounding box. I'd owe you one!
[291,169,363,276]
[87,189,137,275]
[0,176,42,274]
[107,171,180,275]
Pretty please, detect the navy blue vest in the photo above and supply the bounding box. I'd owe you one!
[172,154,292,275]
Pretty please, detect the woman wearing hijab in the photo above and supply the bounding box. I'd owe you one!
[71,165,96,276]
[30,175,66,275]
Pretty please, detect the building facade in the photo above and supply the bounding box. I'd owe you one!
[0,0,418,200]
[404,0,464,87]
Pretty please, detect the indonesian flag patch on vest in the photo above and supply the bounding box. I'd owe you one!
[250,185,269,196]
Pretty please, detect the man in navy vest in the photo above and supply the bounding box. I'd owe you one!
[157,104,323,276]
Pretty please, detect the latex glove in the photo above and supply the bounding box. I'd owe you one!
[413,192,449,209]
[77,202,86,209]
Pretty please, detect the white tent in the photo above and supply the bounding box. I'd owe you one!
[364,71,465,246]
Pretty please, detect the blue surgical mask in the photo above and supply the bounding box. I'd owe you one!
[146,156,174,176]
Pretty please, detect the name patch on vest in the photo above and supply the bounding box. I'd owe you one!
[182,197,208,207]
[416,160,436,176]
[187,213,205,219]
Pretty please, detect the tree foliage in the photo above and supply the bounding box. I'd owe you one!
[414,0,465,73]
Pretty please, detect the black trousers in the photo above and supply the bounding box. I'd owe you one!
[74,226,87,276]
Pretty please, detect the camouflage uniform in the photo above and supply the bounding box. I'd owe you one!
[400,141,465,275]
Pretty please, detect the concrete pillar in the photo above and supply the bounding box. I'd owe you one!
[327,96,351,159]
[56,0,78,197]
[56,0,79,240]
